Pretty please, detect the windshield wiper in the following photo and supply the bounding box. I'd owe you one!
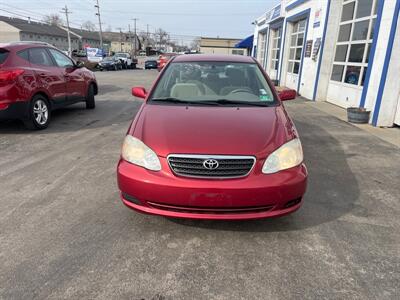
[203,99,272,107]
[150,97,219,105]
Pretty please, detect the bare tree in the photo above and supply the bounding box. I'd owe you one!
[190,37,201,51]
[82,21,96,31]
[43,14,64,26]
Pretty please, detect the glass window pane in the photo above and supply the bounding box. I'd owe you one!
[352,20,369,41]
[295,48,302,60]
[293,62,300,74]
[344,66,361,85]
[361,67,368,86]
[291,35,296,46]
[365,43,371,63]
[349,44,365,62]
[335,45,348,62]
[297,34,304,46]
[272,38,277,48]
[293,22,299,33]
[341,2,355,21]
[338,24,352,42]
[370,18,376,39]
[276,50,280,59]
[356,0,373,18]
[298,19,306,31]
[289,49,295,59]
[331,65,344,81]
[274,61,279,70]
[288,62,293,72]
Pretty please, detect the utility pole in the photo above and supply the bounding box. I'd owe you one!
[131,18,138,56]
[61,5,72,56]
[146,24,150,48]
[128,24,132,53]
[94,0,103,50]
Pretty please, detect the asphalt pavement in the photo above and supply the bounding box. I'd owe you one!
[0,69,399,300]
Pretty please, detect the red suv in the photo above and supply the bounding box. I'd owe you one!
[118,54,307,220]
[0,42,98,129]
[157,53,177,71]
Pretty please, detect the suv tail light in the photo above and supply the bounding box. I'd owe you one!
[0,69,25,85]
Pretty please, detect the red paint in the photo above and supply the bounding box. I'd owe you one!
[118,54,308,220]
[0,43,97,116]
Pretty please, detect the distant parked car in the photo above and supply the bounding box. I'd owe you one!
[98,56,122,71]
[144,58,158,69]
[114,52,138,69]
[157,53,177,71]
[0,42,98,130]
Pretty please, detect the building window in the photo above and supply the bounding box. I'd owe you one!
[287,19,306,75]
[232,49,244,55]
[331,0,377,86]
[257,32,267,66]
[270,28,281,70]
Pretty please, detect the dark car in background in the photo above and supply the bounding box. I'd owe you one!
[0,42,98,129]
[145,58,158,69]
[98,56,123,71]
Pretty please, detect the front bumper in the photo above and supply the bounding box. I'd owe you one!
[117,158,308,220]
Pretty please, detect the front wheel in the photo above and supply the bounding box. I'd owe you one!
[24,95,51,130]
[86,84,95,109]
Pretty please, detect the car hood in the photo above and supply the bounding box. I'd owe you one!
[132,104,297,158]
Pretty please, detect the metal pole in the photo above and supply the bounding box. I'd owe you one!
[61,5,72,56]
[94,0,103,50]
[131,18,138,56]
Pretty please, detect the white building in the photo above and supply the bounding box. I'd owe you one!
[253,0,400,127]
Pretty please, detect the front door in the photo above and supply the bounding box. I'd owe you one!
[47,48,86,102]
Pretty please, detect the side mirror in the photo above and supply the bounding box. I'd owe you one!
[132,87,147,99]
[75,60,85,68]
[277,89,297,101]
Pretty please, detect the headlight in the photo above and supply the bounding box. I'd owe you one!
[121,135,161,171]
[262,138,303,174]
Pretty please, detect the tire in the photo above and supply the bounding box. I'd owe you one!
[131,64,136,69]
[114,65,118,71]
[24,95,51,130]
[86,84,95,109]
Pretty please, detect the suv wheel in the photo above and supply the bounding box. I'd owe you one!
[86,84,96,109]
[24,95,51,130]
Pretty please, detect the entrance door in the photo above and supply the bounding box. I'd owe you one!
[286,19,306,90]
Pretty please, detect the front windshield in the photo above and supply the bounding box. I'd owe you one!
[103,57,113,61]
[115,53,128,58]
[150,62,277,105]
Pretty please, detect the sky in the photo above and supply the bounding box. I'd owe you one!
[0,0,278,43]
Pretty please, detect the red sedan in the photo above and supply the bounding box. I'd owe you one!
[0,42,97,129]
[118,54,307,220]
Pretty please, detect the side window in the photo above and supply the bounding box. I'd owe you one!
[48,49,74,68]
[17,49,29,61]
[28,48,54,67]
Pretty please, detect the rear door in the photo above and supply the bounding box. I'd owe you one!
[28,47,67,105]
[47,48,86,102]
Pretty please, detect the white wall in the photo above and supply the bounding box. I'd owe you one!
[0,21,20,42]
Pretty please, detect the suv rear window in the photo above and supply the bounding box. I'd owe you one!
[0,49,9,64]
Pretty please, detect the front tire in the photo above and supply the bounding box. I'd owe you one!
[24,95,51,130]
[86,84,95,109]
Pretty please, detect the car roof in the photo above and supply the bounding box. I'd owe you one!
[173,54,255,63]
[0,42,55,52]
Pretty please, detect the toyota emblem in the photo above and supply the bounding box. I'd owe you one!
[203,159,219,170]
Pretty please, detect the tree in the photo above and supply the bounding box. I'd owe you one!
[42,14,63,26]
[190,37,201,51]
[82,21,96,31]
[105,25,112,32]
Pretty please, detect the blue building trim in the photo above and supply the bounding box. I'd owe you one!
[359,0,385,108]
[286,0,310,11]
[278,8,311,91]
[312,0,331,101]
[372,0,400,126]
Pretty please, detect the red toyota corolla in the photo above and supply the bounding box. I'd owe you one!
[117,54,307,220]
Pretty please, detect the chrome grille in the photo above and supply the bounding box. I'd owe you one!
[167,155,256,178]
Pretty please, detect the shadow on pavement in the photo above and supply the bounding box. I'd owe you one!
[169,119,359,232]
[0,100,142,135]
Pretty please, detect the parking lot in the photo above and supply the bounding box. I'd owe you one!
[0,69,399,299]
